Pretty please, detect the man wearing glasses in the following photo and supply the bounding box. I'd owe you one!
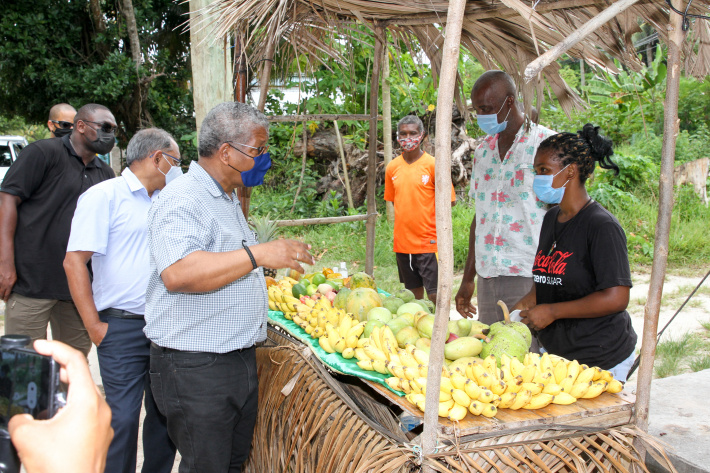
[146,102,313,472]
[0,103,116,356]
[64,128,179,473]
[47,103,77,138]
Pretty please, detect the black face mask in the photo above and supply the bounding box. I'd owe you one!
[53,127,72,138]
[87,129,115,155]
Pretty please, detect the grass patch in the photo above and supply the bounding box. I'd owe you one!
[653,330,710,378]
[690,356,710,372]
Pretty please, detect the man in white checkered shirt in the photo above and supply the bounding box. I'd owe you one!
[145,102,314,473]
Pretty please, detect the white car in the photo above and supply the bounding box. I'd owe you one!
[0,136,28,184]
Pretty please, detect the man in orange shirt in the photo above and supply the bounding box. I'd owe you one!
[384,115,456,303]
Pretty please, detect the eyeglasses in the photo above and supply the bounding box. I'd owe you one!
[50,120,73,129]
[83,120,118,134]
[227,141,269,157]
[162,152,181,166]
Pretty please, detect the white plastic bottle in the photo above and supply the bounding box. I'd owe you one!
[339,262,348,279]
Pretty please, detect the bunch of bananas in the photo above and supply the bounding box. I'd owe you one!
[389,351,624,422]
[315,313,366,358]
[267,277,303,319]
[353,326,431,379]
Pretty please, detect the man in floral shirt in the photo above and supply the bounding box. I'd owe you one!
[455,71,555,346]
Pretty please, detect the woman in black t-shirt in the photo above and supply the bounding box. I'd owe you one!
[513,124,637,381]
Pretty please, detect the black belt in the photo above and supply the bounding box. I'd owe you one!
[150,342,254,354]
[99,308,144,319]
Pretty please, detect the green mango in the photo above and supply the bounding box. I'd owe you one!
[394,288,415,303]
[363,320,385,339]
[382,296,405,314]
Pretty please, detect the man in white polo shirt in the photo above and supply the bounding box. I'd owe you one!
[63,129,180,473]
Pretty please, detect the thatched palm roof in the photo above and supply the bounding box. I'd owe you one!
[201,0,710,115]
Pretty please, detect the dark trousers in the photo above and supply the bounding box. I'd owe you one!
[149,344,259,473]
[97,315,176,473]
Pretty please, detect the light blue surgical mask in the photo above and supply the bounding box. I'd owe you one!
[476,96,511,136]
[532,164,570,204]
[159,155,183,186]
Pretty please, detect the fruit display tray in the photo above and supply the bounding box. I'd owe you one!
[364,378,636,436]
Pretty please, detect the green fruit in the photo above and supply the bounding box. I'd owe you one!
[325,281,340,291]
[415,338,431,351]
[447,320,468,338]
[457,319,472,335]
[397,302,425,317]
[382,297,405,314]
[292,283,307,298]
[395,326,420,348]
[333,287,351,310]
[480,330,528,365]
[366,307,393,324]
[345,287,383,322]
[386,315,412,336]
[306,284,318,296]
[350,272,376,290]
[468,321,489,337]
[363,320,385,339]
[394,288,415,303]
[444,337,483,360]
[312,273,327,286]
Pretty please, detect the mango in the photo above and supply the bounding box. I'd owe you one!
[395,326,420,348]
[397,302,425,317]
[382,296,405,314]
[394,288,415,303]
[366,307,392,324]
[386,315,413,336]
[363,320,385,339]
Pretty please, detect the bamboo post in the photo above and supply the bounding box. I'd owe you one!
[234,37,252,218]
[256,35,277,113]
[421,0,467,468]
[333,120,354,209]
[635,0,686,445]
[382,47,394,223]
[365,25,383,277]
[523,0,641,82]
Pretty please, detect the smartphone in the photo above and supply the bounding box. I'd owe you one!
[0,335,65,473]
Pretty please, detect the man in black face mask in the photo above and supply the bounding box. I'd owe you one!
[0,103,116,356]
[47,103,77,138]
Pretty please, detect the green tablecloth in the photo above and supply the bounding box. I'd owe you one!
[266,289,403,395]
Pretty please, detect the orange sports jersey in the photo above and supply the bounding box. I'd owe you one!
[384,152,456,254]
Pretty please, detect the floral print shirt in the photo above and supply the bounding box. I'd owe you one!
[469,122,556,278]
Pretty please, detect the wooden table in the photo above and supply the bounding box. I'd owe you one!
[364,380,636,436]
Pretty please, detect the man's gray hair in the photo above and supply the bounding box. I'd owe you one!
[397,115,424,134]
[198,102,269,157]
[126,128,176,166]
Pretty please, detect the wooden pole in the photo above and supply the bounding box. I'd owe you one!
[274,214,368,227]
[233,35,252,218]
[256,35,277,113]
[333,120,355,209]
[523,0,641,82]
[292,122,308,213]
[421,0,466,469]
[382,47,394,224]
[365,25,383,277]
[268,114,381,123]
[635,0,686,443]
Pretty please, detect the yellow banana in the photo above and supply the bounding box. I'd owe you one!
[509,390,533,410]
[500,354,514,381]
[319,336,335,354]
[452,389,471,408]
[498,392,518,409]
[601,370,614,383]
[406,393,425,406]
[354,348,368,361]
[553,361,568,384]
[483,355,497,373]
[399,379,411,394]
[472,364,493,389]
[345,335,359,349]
[418,364,429,378]
[372,359,389,375]
[356,337,369,348]
[338,316,352,338]
[606,379,624,394]
[402,366,419,381]
[463,380,481,400]
[268,300,278,311]
[341,348,355,359]
[580,381,608,399]
[525,352,541,367]
[477,389,496,404]
[409,379,421,394]
[591,367,603,381]
[510,357,525,377]
[521,365,537,384]
[398,350,419,369]
[385,377,401,391]
[356,359,374,371]
[413,349,430,365]
[552,392,577,405]
[346,321,366,339]
[448,403,468,421]
[568,381,592,399]
[450,373,468,391]
[387,363,405,380]
[440,377,454,393]
[333,337,347,353]
[438,399,455,418]
[363,344,388,362]
[540,352,553,373]
[524,393,554,409]
[542,383,562,396]
[468,400,484,416]
[566,360,580,382]
[533,371,553,385]
[439,390,453,402]
[490,380,507,396]
[560,375,575,393]
[505,377,524,394]
[369,327,381,351]
[480,403,497,418]
[520,382,543,395]
[575,367,596,385]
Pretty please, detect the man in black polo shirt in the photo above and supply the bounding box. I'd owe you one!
[0,103,116,355]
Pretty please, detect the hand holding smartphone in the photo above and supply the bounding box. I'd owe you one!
[3,338,113,473]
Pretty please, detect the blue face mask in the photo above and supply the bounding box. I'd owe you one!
[240,152,271,187]
[476,96,511,136]
[533,164,570,204]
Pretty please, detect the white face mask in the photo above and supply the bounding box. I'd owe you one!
[159,155,183,186]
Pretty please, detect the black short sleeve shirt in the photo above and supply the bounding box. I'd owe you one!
[1,135,115,299]
[532,201,637,369]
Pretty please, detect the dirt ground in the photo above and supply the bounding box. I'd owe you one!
[1,269,708,472]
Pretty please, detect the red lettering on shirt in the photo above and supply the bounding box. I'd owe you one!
[533,250,573,275]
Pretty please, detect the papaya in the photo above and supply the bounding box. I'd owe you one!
[333,287,351,310]
[345,287,383,322]
[350,272,376,290]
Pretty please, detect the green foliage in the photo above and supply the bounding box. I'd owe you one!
[0,115,50,142]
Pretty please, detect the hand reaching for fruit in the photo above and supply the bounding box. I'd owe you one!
[255,239,314,274]
[520,304,557,331]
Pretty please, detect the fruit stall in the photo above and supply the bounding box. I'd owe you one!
[245,271,675,473]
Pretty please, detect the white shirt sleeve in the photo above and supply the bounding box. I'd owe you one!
[67,185,111,255]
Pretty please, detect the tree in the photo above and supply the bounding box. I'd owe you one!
[0,0,195,157]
